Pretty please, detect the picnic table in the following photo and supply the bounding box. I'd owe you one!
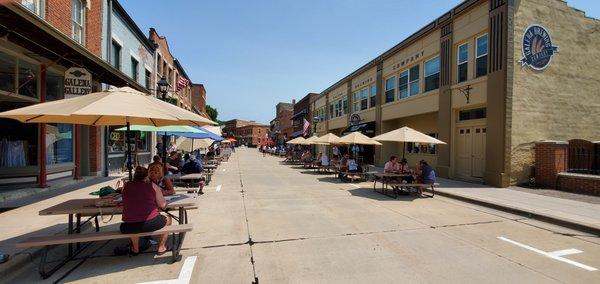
[203,164,218,173]
[373,173,437,198]
[176,172,211,187]
[28,194,198,278]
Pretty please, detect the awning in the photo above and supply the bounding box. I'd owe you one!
[341,122,376,137]
[0,4,147,92]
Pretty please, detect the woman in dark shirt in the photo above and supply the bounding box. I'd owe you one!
[120,166,172,255]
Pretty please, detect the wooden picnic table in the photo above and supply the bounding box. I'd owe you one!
[373,172,414,194]
[203,164,218,173]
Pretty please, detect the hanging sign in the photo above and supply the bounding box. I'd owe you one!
[350,114,361,125]
[519,25,559,71]
[64,67,92,98]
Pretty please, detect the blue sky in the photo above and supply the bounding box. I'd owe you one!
[121,0,600,124]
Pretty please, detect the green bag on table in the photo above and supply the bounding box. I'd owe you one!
[90,186,116,197]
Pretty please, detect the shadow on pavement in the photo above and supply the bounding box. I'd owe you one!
[348,188,419,202]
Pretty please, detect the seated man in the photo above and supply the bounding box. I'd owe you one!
[181,155,202,174]
[399,158,415,183]
[416,160,436,195]
[337,153,349,180]
[384,156,400,174]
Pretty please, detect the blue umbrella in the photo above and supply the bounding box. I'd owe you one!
[166,127,223,141]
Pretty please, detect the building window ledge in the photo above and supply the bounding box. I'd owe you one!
[451,75,487,90]
[382,90,438,109]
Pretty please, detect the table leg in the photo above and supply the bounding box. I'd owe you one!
[68,214,73,257]
[76,214,81,250]
[178,207,184,224]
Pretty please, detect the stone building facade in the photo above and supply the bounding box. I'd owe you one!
[236,124,270,147]
[311,0,600,187]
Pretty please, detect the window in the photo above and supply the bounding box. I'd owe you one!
[157,54,162,74]
[424,57,440,92]
[0,103,39,167]
[71,0,84,45]
[0,52,16,95]
[458,43,469,83]
[369,85,376,108]
[0,52,39,99]
[459,108,486,121]
[409,65,420,96]
[352,92,360,113]
[330,96,348,118]
[111,40,121,69]
[108,127,149,153]
[353,88,369,112]
[18,59,39,99]
[131,57,139,81]
[406,133,438,155]
[329,104,334,119]
[145,69,151,90]
[398,70,408,99]
[21,0,45,18]
[385,76,395,103]
[476,35,488,78]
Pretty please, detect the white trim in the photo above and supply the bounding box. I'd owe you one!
[457,42,469,83]
[111,34,124,47]
[47,170,73,181]
[0,176,37,185]
[475,34,488,58]
[129,50,141,62]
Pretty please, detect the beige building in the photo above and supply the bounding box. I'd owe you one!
[312,0,600,187]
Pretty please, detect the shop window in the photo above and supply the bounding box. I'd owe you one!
[111,40,121,69]
[369,85,376,108]
[459,108,486,121]
[409,65,420,96]
[0,103,38,167]
[385,76,395,103]
[18,59,39,99]
[352,91,360,113]
[145,69,151,90]
[476,35,488,78]
[458,43,469,83]
[108,127,149,153]
[131,57,139,81]
[406,133,438,155]
[424,56,440,92]
[46,124,73,164]
[71,0,85,45]
[21,0,45,18]
[0,52,16,94]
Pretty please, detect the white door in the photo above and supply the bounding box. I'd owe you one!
[456,126,486,179]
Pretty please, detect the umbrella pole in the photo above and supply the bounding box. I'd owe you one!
[163,131,168,172]
[191,139,194,152]
[126,122,133,181]
[402,142,406,159]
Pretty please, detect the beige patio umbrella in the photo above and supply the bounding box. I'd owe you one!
[298,135,320,145]
[176,137,215,152]
[336,132,382,146]
[312,133,340,145]
[286,137,306,145]
[0,86,216,179]
[372,126,446,158]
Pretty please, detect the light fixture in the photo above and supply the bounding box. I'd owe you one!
[157,77,169,97]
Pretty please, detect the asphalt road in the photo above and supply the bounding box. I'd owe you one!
[6,148,600,283]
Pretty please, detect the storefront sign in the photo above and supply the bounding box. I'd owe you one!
[64,67,92,98]
[350,114,361,125]
[520,25,559,71]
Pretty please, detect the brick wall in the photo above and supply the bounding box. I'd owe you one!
[46,0,71,36]
[86,0,102,56]
[534,141,568,188]
[557,173,600,196]
[89,126,101,174]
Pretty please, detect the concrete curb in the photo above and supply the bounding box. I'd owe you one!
[428,188,600,236]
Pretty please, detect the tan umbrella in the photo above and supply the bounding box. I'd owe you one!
[203,125,222,136]
[0,87,216,126]
[176,137,214,152]
[312,133,340,145]
[286,137,306,145]
[372,126,446,158]
[298,135,320,145]
[0,86,216,179]
[337,132,382,145]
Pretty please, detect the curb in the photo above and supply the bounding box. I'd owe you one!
[428,188,600,236]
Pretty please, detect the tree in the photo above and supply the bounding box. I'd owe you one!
[206,105,218,122]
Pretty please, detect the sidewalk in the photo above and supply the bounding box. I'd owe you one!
[433,178,600,235]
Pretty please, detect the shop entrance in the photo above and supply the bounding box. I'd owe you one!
[456,126,486,179]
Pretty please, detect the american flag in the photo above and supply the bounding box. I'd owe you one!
[176,77,189,92]
[302,118,310,136]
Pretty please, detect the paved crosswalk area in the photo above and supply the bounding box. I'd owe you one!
[5,148,600,283]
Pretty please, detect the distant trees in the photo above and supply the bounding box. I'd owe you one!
[206,105,218,122]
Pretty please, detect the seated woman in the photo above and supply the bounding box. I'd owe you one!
[148,163,175,196]
[346,155,361,173]
[120,166,172,255]
[416,160,436,195]
[399,158,415,184]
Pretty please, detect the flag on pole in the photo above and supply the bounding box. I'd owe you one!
[302,118,310,136]
[176,77,190,92]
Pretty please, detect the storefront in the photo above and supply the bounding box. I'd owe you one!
[341,121,376,165]
[107,127,152,172]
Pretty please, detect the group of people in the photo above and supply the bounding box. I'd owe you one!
[383,155,436,195]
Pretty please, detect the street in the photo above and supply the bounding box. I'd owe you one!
[4,148,600,283]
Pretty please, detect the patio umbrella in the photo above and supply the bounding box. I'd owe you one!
[312,133,340,145]
[0,86,216,180]
[176,137,215,152]
[336,132,382,146]
[114,125,204,133]
[372,126,446,158]
[286,137,306,145]
[298,135,320,145]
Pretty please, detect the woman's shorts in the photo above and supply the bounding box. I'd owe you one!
[120,214,167,234]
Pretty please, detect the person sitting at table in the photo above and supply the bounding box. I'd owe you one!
[384,156,400,174]
[347,155,361,173]
[120,166,172,256]
[416,160,436,195]
[337,153,349,179]
[301,150,312,167]
[321,153,329,167]
[166,151,181,175]
[181,154,202,174]
[399,158,415,184]
[148,163,175,196]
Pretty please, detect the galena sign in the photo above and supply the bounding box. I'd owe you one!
[520,24,559,71]
[64,67,92,98]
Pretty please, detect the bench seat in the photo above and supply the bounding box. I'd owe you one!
[16,224,193,249]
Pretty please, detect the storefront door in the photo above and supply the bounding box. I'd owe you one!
[456,126,486,179]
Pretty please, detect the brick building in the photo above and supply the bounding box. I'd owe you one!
[191,83,207,116]
[270,101,294,144]
[0,1,143,188]
[309,0,600,187]
[222,119,252,139]
[236,123,270,147]
[292,93,318,138]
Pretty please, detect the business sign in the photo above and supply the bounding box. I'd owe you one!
[64,67,92,98]
[350,114,361,125]
[519,25,559,71]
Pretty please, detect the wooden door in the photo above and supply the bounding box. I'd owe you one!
[471,127,486,178]
[456,127,472,178]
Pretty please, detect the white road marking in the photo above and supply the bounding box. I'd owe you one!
[349,184,360,189]
[216,184,222,192]
[138,256,197,284]
[498,236,597,271]
[222,169,226,172]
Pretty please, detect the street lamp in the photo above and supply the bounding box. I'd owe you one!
[157,77,170,167]
[313,116,320,136]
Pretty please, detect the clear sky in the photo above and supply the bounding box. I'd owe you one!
[120,0,600,124]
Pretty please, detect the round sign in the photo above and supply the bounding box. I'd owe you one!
[520,24,559,71]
